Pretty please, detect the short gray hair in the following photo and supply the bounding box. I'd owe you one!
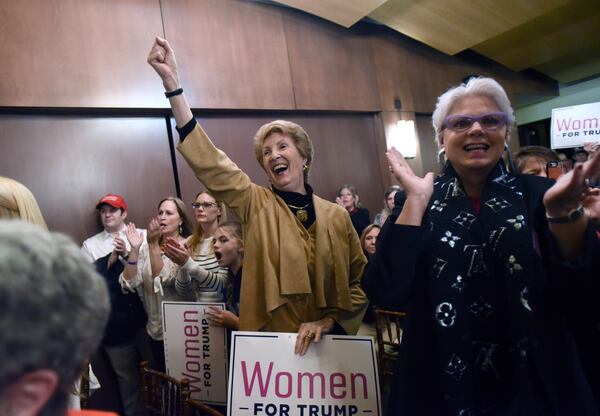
[432,77,515,147]
[0,221,110,414]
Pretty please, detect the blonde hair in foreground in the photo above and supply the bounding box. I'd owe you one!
[0,176,48,229]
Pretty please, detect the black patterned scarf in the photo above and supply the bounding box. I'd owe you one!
[426,160,547,414]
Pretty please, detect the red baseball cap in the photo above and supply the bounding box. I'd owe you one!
[96,194,127,211]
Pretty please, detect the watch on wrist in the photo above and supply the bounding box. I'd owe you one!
[545,204,584,224]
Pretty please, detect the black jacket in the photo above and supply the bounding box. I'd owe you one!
[94,253,147,346]
[364,173,599,415]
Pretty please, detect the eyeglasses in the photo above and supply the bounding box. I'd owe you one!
[191,202,217,210]
[444,112,508,132]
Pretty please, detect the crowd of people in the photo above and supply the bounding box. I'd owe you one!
[0,37,599,416]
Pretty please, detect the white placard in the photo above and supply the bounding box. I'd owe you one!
[551,102,600,149]
[227,332,382,416]
[162,302,228,405]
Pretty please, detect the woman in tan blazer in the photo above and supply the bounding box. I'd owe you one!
[147,37,368,356]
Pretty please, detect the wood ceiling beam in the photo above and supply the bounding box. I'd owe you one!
[272,0,387,27]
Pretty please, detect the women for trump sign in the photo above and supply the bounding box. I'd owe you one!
[227,332,381,416]
[162,301,228,405]
[551,102,600,149]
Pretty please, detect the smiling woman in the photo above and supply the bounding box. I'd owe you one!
[120,196,194,371]
[147,37,368,356]
[364,77,600,414]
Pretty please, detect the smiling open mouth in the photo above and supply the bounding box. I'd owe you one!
[273,164,288,174]
[464,143,489,152]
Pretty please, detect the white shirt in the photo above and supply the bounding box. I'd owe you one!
[81,225,145,262]
[120,242,192,340]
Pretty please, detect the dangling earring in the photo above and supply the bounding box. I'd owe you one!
[503,141,517,173]
[178,223,183,235]
[303,164,308,171]
[437,147,446,170]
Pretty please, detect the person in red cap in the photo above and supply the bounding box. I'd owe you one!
[82,194,128,262]
[81,194,146,416]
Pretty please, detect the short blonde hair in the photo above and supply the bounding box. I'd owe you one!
[0,177,48,229]
[253,120,314,182]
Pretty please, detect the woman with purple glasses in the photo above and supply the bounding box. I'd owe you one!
[364,77,600,414]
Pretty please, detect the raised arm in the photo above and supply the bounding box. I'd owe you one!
[147,37,192,128]
[386,147,435,226]
[362,147,433,309]
[146,218,164,278]
[147,37,260,223]
[122,223,144,282]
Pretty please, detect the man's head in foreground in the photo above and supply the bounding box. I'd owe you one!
[0,221,109,416]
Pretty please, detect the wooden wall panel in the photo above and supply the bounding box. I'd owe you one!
[175,113,385,217]
[369,29,558,113]
[0,115,175,244]
[369,34,415,112]
[283,13,381,111]
[370,31,485,112]
[160,0,295,110]
[0,0,165,108]
[0,0,556,112]
[416,114,440,175]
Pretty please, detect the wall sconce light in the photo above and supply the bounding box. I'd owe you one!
[387,119,417,159]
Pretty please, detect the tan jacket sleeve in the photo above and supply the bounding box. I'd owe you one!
[177,123,263,223]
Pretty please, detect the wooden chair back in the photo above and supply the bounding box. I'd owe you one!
[373,308,406,384]
[184,396,225,416]
[140,361,189,416]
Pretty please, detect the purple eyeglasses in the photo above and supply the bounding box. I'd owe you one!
[444,112,508,132]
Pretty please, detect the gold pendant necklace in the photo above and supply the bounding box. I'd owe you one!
[287,203,310,222]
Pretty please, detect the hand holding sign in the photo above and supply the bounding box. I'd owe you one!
[294,316,335,356]
[206,305,239,330]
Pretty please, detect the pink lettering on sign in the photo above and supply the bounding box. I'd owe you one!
[556,117,599,131]
[240,361,368,400]
[182,309,202,393]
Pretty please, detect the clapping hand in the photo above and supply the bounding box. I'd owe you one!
[543,151,600,218]
[386,147,435,201]
[147,218,162,245]
[108,236,126,270]
[162,237,190,266]
[125,223,143,250]
[386,147,435,225]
